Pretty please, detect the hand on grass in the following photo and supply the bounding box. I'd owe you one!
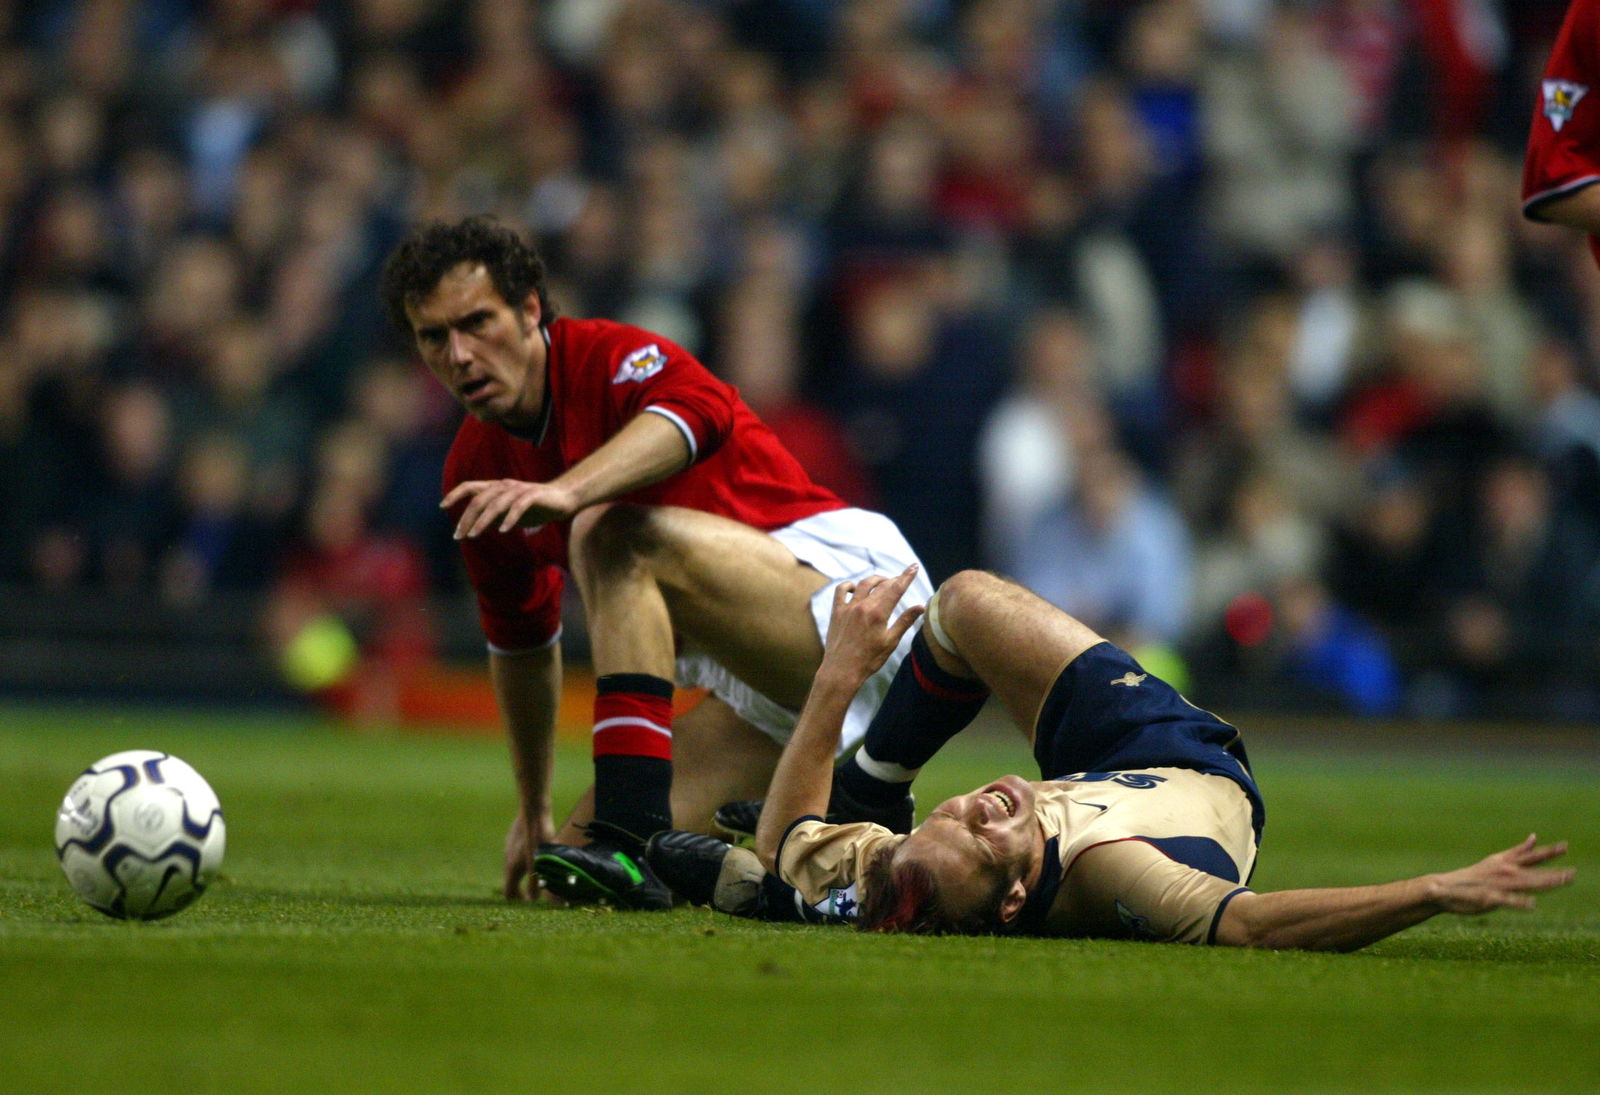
[1429,835,1575,915]
[503,809,555,902]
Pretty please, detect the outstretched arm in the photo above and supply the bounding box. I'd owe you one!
[754,567,923,872]
[1214,835,1575,951]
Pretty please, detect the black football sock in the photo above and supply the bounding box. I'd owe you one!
[840,628,989,804]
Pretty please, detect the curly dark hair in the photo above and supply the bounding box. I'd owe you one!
[380,215,555,332]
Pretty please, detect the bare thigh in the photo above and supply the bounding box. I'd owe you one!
[574,504,830,709]
[935,570,1104,738]
[669,696,782,833]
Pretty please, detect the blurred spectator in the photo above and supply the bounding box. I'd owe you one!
[545,183,630,319]
[824,110,950,309]
[1202,3,1360,273]
[1319,0,1409,147]
[178,318,309,481]
[1011,166,1166,427]
[1406,0,1507,144]
[345,355,460,589]
[88,382,179,595]
[934,82,1036,235]
[137,234,243,384]
[834,270,1006,582]
[113,147,191,283]
[1063,80,1187,462]
[1284,232,1378,420]
[185,28,281,224]
[977,306,1103,564]
[1190,470,1326,639]
[1426,451,1600,715]
[1436,210,1537,425]
[1326,457,1446,661]
[1276,574,1403,716]
[1006,442,1194,652]
[1360,142,1442,285]
[953,0,1089,129]
[1176,296,1358,534]
[1122,0,1207,187]
[28,184,122,293]
[263,420,434,717]
[716,276,876,508]
[1074,77,1199,339]
[1339,280,1512,501]
[35,92,106,182]
[161,431,281,604]
[1528,336,1600,519]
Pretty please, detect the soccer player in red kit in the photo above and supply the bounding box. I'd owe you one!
[1523,0,1600,262]
[379,217,931,909]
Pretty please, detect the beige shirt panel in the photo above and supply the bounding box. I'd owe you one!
[1034,768,1257,940]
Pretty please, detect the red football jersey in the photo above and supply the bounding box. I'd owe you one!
[443,317,847,650]
[1523,0,1600,266]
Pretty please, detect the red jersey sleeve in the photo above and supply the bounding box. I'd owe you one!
[1524,0,1600,223]
[600,337,736,463]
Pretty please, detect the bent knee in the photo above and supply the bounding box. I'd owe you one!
[934,569,1101,653]
[933,570,1010,623]
[569,503,664,578]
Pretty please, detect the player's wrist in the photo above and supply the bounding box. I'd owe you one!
[540,478,585,519]
[812,664,870,695]
[1415,873,1450,912]
[513,780,553,818]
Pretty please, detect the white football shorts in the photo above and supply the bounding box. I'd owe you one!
[674,507,934,756]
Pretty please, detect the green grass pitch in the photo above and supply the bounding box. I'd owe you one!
[1,704,1596,1094]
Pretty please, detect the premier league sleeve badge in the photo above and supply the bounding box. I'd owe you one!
[1543,79,1589,132]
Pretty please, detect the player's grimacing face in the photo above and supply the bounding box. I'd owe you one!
[406,262,544,428]
[900,774,1041,924]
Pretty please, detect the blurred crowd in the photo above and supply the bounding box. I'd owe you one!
[3,0,1599,720]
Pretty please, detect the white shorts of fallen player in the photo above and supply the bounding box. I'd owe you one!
[674,507,934,757]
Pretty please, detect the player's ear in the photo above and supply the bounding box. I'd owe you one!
[997,879,1028,925]
[520,291,543,333]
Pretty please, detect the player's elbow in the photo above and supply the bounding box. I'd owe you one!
[1211,892,1267,948]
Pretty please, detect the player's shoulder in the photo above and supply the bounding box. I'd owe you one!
[550,316,700,379]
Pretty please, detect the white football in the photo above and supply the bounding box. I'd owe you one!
[54,750,226,920]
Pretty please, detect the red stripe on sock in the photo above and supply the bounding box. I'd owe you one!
[911,655,990,703]
[593,724,673,759]
[593,692,673,761]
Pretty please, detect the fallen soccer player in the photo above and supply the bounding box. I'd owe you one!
[646,568,1574,948]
